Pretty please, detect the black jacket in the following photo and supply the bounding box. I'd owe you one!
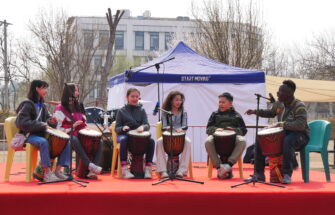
[206,107,247,136]
[15,99,53,137]
[115,104,150,134]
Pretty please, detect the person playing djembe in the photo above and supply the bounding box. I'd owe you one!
[205,92,247,179]
[16,80,71,182]
[115,88,155,179]
[155,91,192,178]
[245,80,309,184]
[53,83,103,179]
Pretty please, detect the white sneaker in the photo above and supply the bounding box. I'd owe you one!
[55,168,69,180]
[121,166,135,179]
[161,171,169,178]
[88,163,102,175]
[176,169,184,178]
[144,166,152,179]
[87,171,98,180]
[43,171,60,182]
[217,164,232,179]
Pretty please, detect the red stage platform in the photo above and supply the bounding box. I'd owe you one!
[0,162,334,215]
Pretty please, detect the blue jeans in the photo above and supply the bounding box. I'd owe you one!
[255,131,309,176]
[26,135,71,168]
[117,134,155,164]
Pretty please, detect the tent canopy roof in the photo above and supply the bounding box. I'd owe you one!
[266,75,335,102]
[109,41,265,87]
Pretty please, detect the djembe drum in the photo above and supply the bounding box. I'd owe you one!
[33,128,70,181]
[162,131,186,174]
[213,130,236,163]
[76,129,102,178]
[258,127,285,183]
[127,130,151,178]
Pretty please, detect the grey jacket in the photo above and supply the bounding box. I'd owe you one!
[257,98,309,134]
[115,104,150,134]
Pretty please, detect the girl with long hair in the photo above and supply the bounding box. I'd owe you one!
[156,91,192,178]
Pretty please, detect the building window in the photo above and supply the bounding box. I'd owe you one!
[99,30,109,49]
[135,31,144,50]
[83,30,94,49]
[150,32,159,51]
[94,56,102,71]
[165,32,173,50]
[115,31,124,50]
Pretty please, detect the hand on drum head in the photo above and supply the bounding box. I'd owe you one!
[226,127,234,131]
[122,126,130,132]
[267,122,283,129]
[136,126,144,133]
[175,128,183,133]
[74,120,84,128]
[245,109,256,115]
[216,128,224,132]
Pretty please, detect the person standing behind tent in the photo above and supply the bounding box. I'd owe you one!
[205,92,247,179]
[15,80,71,182]
[115,88,155,179]
[156,91,192,178]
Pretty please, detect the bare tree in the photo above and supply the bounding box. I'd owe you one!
[297,31,335,80]
[24,8,102,102]
[98,9,124,108]
[188,0,266,70]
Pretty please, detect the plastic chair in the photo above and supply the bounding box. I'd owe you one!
[156,121,194,178]
[4,116,39,182]
[110,121,122,178]
[300,120,332,183]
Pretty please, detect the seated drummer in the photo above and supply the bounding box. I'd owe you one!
[115,88,155,179]
[205,92,247,179]
[16,80,71,182]
[156,91,192,178]
[245,80,309,184]
[53,83,102,179]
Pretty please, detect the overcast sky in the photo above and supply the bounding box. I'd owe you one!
[1,0,335,48]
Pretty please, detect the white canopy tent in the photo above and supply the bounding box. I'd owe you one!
[108,42,267,162]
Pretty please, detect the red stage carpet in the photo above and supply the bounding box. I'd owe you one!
[0,162,334,215]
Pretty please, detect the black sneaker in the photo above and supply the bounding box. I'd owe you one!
[244,173,265,182]
[282,174,291,184]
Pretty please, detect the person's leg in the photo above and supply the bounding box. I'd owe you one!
[228,135,246,165]
[118,134,134,179]
[57,140,71,167]
[71,136,91,166]
[26,135,59,182]
[177,136,192,175]
[155,137,167,173]
[26,135,51,167]
[205,135,221,169]
[282,132,308,177]
[145,138,155,165]
[118,135,129,165]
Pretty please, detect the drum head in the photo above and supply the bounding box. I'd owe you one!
[79,128,102,137]
[214,130,236,137]
[46,128,69,139]
[128,130,151,137]
[162,131,185,136]
[258,127,283,136]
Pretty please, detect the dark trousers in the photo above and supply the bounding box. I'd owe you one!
[71,136,102,166]
[255,131,309,176]
[118,134,155,164]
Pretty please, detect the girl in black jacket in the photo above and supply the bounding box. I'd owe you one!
[115,88,155,179]
[16,80,71,182]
